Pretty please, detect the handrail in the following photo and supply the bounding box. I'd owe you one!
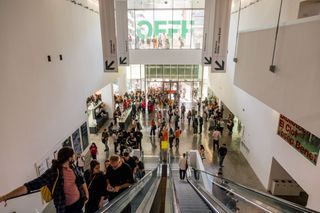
[187,179,222,213]
[5,189,41,202]
[168,163,181,213]
[192,168,319,213]
[100,165,159,212]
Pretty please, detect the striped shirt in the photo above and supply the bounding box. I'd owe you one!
[63,167,80,206]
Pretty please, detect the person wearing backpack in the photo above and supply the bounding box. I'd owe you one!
[0,147,89,213]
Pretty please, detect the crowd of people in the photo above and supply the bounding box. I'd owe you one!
[0,147,144,213]
[0,88,237,212]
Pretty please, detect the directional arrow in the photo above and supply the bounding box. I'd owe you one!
[204,57,212,65]
[214,60,225,71]
[105,60,115,71]
[119,57,127,65]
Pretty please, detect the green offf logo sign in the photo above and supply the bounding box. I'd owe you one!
[137,20,194,40]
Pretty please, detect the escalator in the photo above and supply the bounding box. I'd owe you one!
[95,161,319,213]
[171,170,215,213]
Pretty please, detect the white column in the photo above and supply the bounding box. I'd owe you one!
[117,67,128,95]
[100,83,115,116]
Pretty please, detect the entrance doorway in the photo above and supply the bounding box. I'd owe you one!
[163,81,178,99]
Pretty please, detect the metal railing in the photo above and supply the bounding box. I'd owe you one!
[97,165,160,213]
[189,168,319,213]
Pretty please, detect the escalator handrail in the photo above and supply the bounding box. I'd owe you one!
[187,178,224,213]
[99,165,159,212]
[192,168,319,213]
[168,163,182,213]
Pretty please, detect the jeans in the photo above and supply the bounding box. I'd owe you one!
[65,198,83,213]
[213,140,219,151]
[219,155,226,167]
[179,169,186,180]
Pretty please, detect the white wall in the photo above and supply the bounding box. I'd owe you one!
[233,0,302,32]
[234,17,320,136]
[208,0,320,211]
[0,0,120,212]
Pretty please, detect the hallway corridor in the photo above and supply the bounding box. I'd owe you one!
[90,104,265,192]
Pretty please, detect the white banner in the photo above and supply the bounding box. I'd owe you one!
[202,0,215,66]
[211,0,232,73]
[99,0,118,72]
[115,0,129,66]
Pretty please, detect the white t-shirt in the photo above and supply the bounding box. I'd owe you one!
[179,157,187,170]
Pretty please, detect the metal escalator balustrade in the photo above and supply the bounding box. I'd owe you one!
[189,168,320,213]
[97,165,160,213]
[171,170,214,213]
[168,155,221,213]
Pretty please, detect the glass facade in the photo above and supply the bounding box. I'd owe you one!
[126,64,206,101]
[127,0,205,49]
[144,64,202,80]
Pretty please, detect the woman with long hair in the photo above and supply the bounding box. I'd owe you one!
[0,147,89,212]
[89,143,98,160]
[84,160,106,213]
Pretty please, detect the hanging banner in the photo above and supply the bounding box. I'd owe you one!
[277,114,320,165]
[115,0,129,66]
[202,0,215,66]
[99,0,118,72]
[211,0,232,73]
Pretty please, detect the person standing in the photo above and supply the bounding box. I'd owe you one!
[84,160,106,213]
[187,110,192,126]
[179,153,188,180]
[105,155,134,212]
[134,129,143,150]
[212,129,222,151]
[89,143,98,160]
[150,119,156,137]
[169,126,175,149]
[0,147,89,213]
[199,145,206,161]
[218,119,225,133]
[102,129,108,142]
[123,152,136,174]
[181,103,186,119]
[132,156,145,181]
[198,115,203,134]
[101,129,109,152]
[175,127,182,148]
[192,117,198,134]
[218,144,228,167]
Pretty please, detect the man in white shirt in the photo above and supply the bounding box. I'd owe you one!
[179,153,188,180]
[212,129,222,151]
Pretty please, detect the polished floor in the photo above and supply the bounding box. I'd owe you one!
[89,105,265,192]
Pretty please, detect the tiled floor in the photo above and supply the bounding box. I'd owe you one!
[89,107,265,192]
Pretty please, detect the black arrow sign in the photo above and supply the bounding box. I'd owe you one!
[119,57,127,65]
[214,60,225,71]
[105,60,115,71]
[204,57,212,65]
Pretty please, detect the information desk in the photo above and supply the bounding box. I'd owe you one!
[118,108,132,130]
[88,101,109,134]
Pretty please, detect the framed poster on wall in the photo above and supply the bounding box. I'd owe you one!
[62,136,72,148]
[72,128,82,154]
[81,122,89,151]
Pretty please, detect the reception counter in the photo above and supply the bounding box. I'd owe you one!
[118,108,132,130]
